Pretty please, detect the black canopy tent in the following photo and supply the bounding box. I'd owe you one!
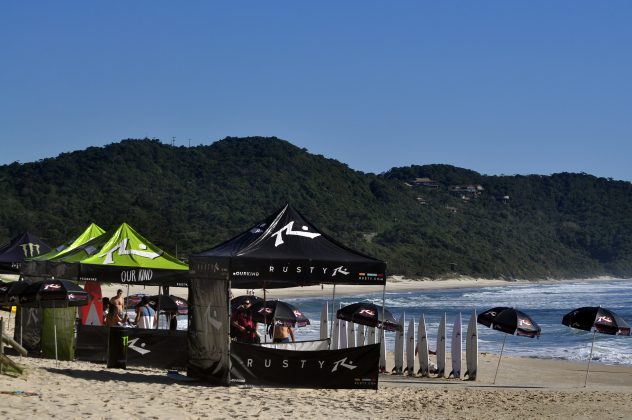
[192,204,386,289]
[0,232,51,274]
[188,204,386,387]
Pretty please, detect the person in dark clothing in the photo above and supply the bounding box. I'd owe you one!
[230,298,259,343]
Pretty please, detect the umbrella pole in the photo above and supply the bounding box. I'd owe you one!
[329,284,336,341]
[53,302,58,366]
[493,334,507,385]
[585,330,596,388]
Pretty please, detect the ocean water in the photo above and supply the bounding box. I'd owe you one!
[283,279,632,365]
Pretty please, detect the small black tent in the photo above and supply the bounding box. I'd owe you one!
[0,232,51,274]
[190,204,386,288]
[187,204,386,386]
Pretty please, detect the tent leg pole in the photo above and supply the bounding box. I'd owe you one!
[329,284,336,342]
[157,286,162,329]
[381,283,386,330]
[493,334,506,385]
[585,330,596,388]
[20,307,23,350]
[263,288,267,343]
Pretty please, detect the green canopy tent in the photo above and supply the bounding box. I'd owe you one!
[44,223,188,287]
[23,223,105,278]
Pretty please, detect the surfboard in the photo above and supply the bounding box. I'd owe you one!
[320,302,328,341]
[356,324,365,346]
[378,327,386,373]
[347,321,356,347]
[436,313,446,378]
[367,326,376,345]
[393,314,404,374]
[405,316,415,376]
[449,312,462,379]
[339,319,348,349]
[331,316,340,350]
[464,309,478,381]
[417,314,430,376]
[80,282,103,326]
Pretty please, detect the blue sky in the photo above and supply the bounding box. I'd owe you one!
[1,1,631,180]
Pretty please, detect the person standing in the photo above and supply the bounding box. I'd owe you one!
[271,322,295,343]
[109,290,129,324]
[230,298,259,343]
[135,296,157,328]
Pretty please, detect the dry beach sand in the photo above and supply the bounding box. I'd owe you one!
[2,277,632,419]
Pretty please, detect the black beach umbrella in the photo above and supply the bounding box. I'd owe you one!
[0,279,34,349]
[477,306,512,328]
[478,307,541,384]
[19,279,89,308]
[490,308,542,338]
[249,300,310,327]
[336,302,402,332]
[561,306,631,387]
[125,293,146,310]
[562,306,631,336]
[0,279,33,307]
[231,295,263,311]
[148,294,188,315]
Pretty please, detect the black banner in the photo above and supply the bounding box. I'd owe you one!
[126,329,187,370]
[187,274,231,385]
[76,325,108,362]
[230,342,380,389]
[76,325,187,369]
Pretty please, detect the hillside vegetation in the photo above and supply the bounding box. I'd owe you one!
[1,137,631,280]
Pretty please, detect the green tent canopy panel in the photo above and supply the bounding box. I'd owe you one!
[31,223,105,262]
[22,223,105,277]
[56,223,188,286]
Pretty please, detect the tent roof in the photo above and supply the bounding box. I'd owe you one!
[31,223,105,262]
[190,204,386,288]
[0,232,51,273]
[26,223,188,286]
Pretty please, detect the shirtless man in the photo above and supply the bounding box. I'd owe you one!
[272,323,295,343]
[110,289,126,321]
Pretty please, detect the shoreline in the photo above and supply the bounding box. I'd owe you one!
[235,275,630,300]
[99,275,631,302]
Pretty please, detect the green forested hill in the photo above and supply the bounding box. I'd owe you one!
[1,137,631,280]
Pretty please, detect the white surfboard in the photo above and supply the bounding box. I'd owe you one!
[320,302,328,341]
[378,328,386,372]
[339,319,348,349]
[331,316,340,350]
[436,313,446,378]
[393,314,404,374]
[405,317,415,376]
[417,314,430,376]
[347,321,356,347]
[449,312,462,379]
[367,327,376,345]
[356,324,365,346]
[465,309,478,381]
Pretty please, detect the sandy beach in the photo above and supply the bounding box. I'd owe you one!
[2,351,632,419]
[2,277,632,419]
